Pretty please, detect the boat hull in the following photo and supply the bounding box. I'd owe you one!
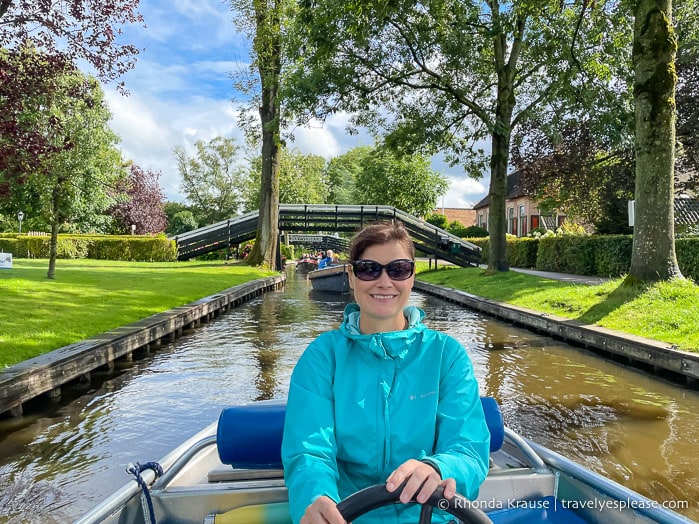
[307,264,350,294]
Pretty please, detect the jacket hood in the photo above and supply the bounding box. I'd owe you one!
[339,303,427,359]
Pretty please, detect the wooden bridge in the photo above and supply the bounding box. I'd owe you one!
[171,204,481,267]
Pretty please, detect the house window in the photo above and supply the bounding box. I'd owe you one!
[518,205,526,236]
[507,207,515,234]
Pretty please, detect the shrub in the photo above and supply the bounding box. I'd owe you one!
[507,237,538,268]
[460,225,489,238]
[677,237,699,280]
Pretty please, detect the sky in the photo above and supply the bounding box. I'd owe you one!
[100,0,489,209]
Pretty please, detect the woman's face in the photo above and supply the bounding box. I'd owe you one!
[349,240,414,334]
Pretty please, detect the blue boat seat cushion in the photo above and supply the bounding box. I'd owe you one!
[217,397,504,468]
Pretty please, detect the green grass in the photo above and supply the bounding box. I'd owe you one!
[2,259,697,368]
[417,266,699,352]
[0,259,277,368]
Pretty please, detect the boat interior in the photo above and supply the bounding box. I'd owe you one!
[92,399,676,524]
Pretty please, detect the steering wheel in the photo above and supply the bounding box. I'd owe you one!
[336,482,493,524]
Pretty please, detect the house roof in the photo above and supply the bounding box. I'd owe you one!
[473,170,526,209]
[675,197,699,225]
[433,207,477,226]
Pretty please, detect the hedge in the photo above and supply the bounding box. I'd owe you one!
[462,234,699,281]
[0,234,177,262]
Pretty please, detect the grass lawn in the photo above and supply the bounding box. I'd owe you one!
[417,266,699,353]
[0,259,277,368]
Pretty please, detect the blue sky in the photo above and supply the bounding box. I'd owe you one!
[101,0,487,208]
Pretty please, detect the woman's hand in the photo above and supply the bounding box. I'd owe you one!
[301,495,347,524]
[385,458,456,504]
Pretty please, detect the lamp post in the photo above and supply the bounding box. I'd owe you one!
[17,211,24,235]
[131,224,136,235]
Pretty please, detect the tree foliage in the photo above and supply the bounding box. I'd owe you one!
[0,46,80,190]
[16,67,126,278]
[512,120,635,234]
[243,148,328,210]
[174,137,247,226]
[324,146,370,205]
[0,0,143,88]
[285,0,632,272]
[352,146,448,217]
[108,164,167,234]
[163,201,198,236]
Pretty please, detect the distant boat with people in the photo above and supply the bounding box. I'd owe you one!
[307,264,351,294]
[295,256,318,274]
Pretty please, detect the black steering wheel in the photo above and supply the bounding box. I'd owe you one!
[336,482,493,524]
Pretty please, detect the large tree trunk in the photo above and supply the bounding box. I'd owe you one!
[487,26,517,273]
[487,124,512,273]
[246,0,282,270]
[628,0,682,282]
[486,7,521,273]
[250,98,281,269]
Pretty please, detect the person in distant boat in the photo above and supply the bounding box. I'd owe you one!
[282,220,490,524]
[317,249,336,269]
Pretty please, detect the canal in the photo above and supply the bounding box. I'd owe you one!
[0,270,698,522]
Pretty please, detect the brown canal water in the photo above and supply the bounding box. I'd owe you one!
[1,270,698,523]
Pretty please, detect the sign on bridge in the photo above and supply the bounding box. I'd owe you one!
[287,234,324,243]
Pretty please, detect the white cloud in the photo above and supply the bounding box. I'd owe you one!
[440,175,488,208]
[106,89,244,201]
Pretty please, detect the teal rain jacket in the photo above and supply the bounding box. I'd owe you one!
[281,304,490,524]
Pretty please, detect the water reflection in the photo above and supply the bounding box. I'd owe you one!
[0,271,697,522]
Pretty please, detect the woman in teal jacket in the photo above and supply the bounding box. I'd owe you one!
[282,221,490,524]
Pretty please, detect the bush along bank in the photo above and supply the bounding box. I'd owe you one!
[0,234,177,262]
[469,235,699,280]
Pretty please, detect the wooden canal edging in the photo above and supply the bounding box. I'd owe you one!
[414,280,699,386]
[0,275,286,418]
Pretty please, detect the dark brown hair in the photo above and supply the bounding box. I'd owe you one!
[349,221,415,261]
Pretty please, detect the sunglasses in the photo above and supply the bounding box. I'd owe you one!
[351,259,415,281]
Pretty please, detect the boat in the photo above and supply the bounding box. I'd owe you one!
[307,264,351,294]
[77,398,693,524]
[294,258,318,274]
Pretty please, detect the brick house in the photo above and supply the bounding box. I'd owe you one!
[432,207,477,227]
[472,171,566,237]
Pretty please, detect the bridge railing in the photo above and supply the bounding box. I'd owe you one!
[173,204,481,266]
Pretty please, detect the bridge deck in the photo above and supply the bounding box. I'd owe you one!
[171,205,480,267]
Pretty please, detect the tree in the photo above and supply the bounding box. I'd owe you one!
[168,211,198,236]
[675,57,699,195]
[229,0,288,270]
[0,0,142,89]
[0,46,76,193]
[353,146,448,217]
[174,137,246,226]
[286,0,630,272]
[324,146,371,205]
[22,68,125,278]
[628,0,683,281]
[512,120,636,234]
[243,148,328,210]
[108,164,167,235]
[164,201,198,235]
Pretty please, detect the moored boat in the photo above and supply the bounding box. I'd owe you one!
[307,264,351,294]
[77,398,693,524]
